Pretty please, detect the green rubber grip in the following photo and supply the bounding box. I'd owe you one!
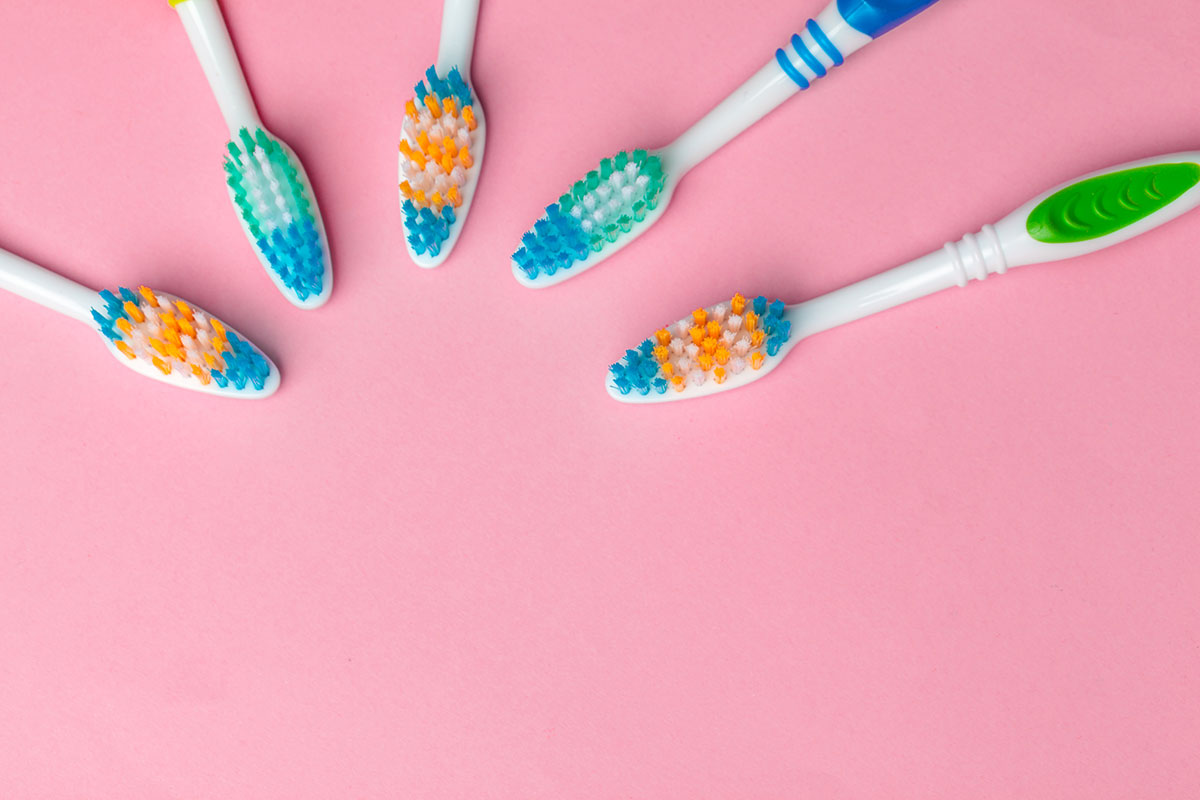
[1026,162,1200,244]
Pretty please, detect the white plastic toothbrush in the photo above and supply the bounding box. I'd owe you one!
[169,0,333,308]
[0,245,279,397]
[512,0,941,288]
[398,0,487,267]
[607,152,1200,403]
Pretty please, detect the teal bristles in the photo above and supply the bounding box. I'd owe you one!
[512,150,665,281]
[224,128,326,303]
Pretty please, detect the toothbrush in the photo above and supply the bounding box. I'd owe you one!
[511,0,941,288]
[168,0,332,308]
[0,245,279,397]
[399,0,486,267]
[607,152,1200,402]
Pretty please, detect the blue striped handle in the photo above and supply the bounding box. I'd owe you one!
[774,19,845,90]
[775,0,940,90]
[837,0,941,38]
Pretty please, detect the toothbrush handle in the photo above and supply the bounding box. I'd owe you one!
[436,0,480,76]
[795,151,1200,338]
[0,247,99,325]
[664,0,940,175]
[170,0,263,134]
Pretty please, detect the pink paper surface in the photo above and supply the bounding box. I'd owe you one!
[1,0,1198,796]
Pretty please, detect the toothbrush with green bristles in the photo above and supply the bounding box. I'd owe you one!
[168,0,332,309]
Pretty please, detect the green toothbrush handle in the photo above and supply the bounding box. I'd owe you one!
[992,152,1200,270]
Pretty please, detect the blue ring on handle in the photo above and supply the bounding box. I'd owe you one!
[791,33,827,77]
[775,48,810,89]
[806,19,844,65]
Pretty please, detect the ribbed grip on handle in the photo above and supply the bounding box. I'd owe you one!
[775,19,846,90]
[943,225,1009,287]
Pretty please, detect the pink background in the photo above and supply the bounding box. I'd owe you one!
[1,0,1198,796]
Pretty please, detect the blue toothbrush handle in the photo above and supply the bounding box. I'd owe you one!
[837,0,941,39]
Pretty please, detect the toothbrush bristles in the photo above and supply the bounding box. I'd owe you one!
[609,294,792,397]
[401,65,478,256]
[512,149,665,281]
[225,128,325,302]
[91,287,272,392]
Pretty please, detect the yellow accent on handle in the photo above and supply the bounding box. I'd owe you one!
[168,0,191,6]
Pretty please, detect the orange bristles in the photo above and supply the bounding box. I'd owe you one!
[115,317,133,336]
[697,354,714,371]
[671,375,686,392]
[751,330,766,348]
[702,337,718,355]
[173,300,193,321]
[655,329,672,346]
[706,321,721,339]
[689,326,705,346]
[405,99,418,119]
[441,153,454,173]
[442,136,457,157]
[152,356,171,375]
[463,106,476,130]
[139,287,159,307]
[660,362,675,378]
[430,192,444,210]
[713,367,728,384]
[731,293,746,315]
[123,301,145,324]
[692,308,707,326]
[414,189,428,206]
[459,147,473,169]
[115,341,136,360]
[442,97,457,117]
[423,94,441,118]
[446,186,462,208]
[715,347,730,366]
[744,311,758,332]
[400,181,414,199]
[751,352,766,370]
[653,345,670,363]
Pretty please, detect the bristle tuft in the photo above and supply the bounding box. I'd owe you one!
[400,64,478,255]
[91,287,272,393]
[224,127,325,301]
[608,293,793,397]
[512,150,666,281]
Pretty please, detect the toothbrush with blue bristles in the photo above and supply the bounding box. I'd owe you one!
[168,0,333,308]
[0,243,279,397]
[399,0,486,267]
[607,152,1200,402]
[512,0,941,288]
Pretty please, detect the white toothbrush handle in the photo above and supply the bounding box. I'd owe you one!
[436,0,480,76]
[0,247,99,325]
[171,0,263,134]
[663,0,938,175]
[795,151,1200,338]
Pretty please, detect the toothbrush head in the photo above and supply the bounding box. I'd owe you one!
[607,293,794,404]
[224,127,332,309]
[90,286,279,398]
[511,149,669,288]
[399,65,486,267]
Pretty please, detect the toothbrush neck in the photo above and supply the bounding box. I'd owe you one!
[176,0,264,135]
[663,61,797,178]
[435,0,480,76]
[662,2,873,177]
[0,247,99,325]
[793,226,1013,339]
